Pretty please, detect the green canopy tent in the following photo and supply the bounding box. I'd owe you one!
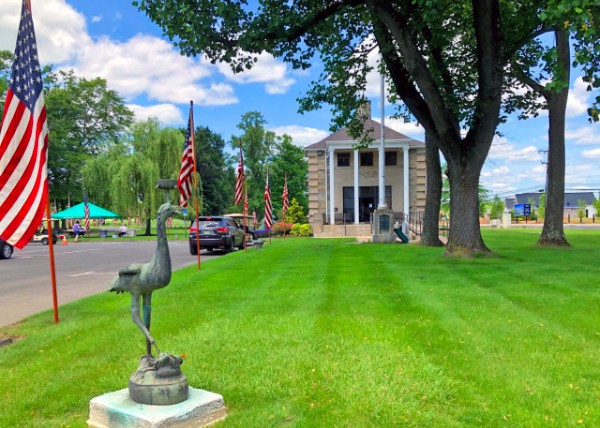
[51,202,120,220]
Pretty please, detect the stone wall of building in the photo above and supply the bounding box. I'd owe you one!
[307,151,327,225]
[409,147,427,213]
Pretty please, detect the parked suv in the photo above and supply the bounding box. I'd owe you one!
[0,238,14,260]
[189,216,246,255]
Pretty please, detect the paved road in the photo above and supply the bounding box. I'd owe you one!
[0,240,221,328]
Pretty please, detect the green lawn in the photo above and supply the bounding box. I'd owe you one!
[1,229,599,427]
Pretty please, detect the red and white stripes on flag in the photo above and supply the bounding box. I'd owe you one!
[282,174,289,216]
[252,210,258,229]
[178,104,195,207]
[235,142,244,205]
[83,192,90,230]
[167,217,173,228]
[0,0,48,249]
[264,169,272,229]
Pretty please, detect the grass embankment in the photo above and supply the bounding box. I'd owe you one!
[1,229,599,427]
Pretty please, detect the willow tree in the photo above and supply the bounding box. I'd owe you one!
[82,118,183,234]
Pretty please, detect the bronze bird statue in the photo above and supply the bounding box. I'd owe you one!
[110,202,181,355]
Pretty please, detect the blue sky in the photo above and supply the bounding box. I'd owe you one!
[1,0,598,199]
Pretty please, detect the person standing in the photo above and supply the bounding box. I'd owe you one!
[73,220,81,242]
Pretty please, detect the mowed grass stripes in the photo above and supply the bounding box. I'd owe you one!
[0,229,599,427]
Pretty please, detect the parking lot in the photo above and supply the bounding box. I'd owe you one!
[0,240,220,327]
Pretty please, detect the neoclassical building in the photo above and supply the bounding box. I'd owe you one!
[305,104,426,238]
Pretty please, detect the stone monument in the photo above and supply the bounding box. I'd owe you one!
[372,207,396,243]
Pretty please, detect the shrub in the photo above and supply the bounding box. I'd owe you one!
[291,223,312,237]
[272,222,293,236]
[254,228,270,238]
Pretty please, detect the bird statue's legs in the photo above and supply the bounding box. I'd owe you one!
[130,292,160,355]
[143,293,154,355]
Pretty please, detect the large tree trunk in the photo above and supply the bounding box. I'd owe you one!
[539,30,569,247]
[445,155,490,256]
[421,132,444,246]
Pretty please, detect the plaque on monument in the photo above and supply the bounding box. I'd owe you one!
[379,214,390,233]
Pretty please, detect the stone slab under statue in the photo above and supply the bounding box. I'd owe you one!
[87,387,227,428]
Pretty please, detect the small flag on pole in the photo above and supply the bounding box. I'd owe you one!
[264,168,272,229]
[282,174,289,216]
[235,141,244,205]
[178,104,195,207]
[0,0,49,249]
[253,210,258,229]
[83,191,90,230]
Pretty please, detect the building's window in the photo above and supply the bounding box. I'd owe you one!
[360,152,373,166]
[337,152,350,167]
[385,151,397,166]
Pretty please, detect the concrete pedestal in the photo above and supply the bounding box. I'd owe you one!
[88,387,227,428]
[372,208,396,243]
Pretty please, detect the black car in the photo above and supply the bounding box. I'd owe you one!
[189,216,246,255]
[0,238,14,260]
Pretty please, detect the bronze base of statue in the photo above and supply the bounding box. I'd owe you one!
[128,353,189,405]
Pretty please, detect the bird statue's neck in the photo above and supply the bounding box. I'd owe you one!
[151,213,171,274]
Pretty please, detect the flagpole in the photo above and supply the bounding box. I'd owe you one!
[283,173,287,240]
[243,185,248,254]
[267,162,272,245]
[25,0,57,321]
[45,196,59,323]
[189,100,201,270]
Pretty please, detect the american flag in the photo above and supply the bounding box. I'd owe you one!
[253,210,258,229]
[167,216,173,228]
[282,173,289,216]
[243,195,248,216]
[234,142,244,205]
[178,103,195,207]
[264,169,272,229]
[83,191,90,230]
[0,0,48,249]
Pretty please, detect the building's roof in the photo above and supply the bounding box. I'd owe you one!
[305,118,424,150]
[508,192,596,208]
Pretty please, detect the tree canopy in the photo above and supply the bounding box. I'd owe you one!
[45,69,134,207]
[133,0,599,256]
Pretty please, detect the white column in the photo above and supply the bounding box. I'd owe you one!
[403,147,410,233]
[354,150,359,224]
[329,147,335,225]
[378,75,387,209]
[324,151,328,223]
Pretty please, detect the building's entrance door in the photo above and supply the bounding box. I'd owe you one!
[343,186,392,222]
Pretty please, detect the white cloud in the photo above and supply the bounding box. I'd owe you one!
[0,0,91,64]
[128,104,184,125]
[270,125,329,147]
[380,117,425,140]
[68,34,238,106]
[488,135,542,162]
[217,52,296,94]
[91,16,102,23]
[493,166,510,175]
[567,77,592,118]
[582,148,600,159]
[566,124,600,146]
